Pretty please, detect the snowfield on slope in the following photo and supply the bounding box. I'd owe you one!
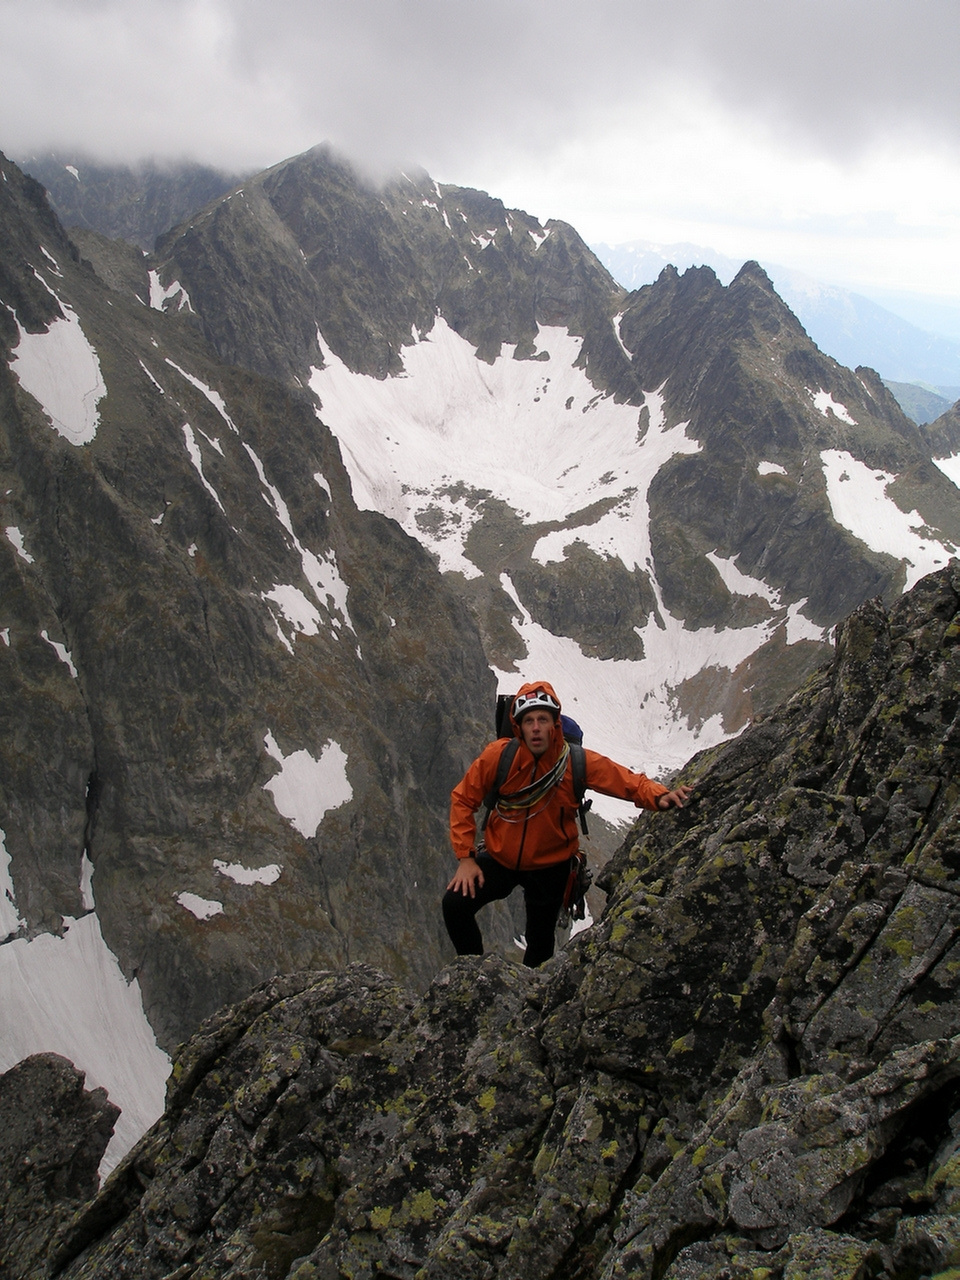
[310,318,826,815]
[821,449,957,590]
[310,319,699,576]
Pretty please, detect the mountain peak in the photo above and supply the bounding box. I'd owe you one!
[732,258,775,290]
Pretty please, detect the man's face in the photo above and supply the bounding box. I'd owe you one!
[520,709,555,758]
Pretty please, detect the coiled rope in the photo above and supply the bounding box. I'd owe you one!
[494,743,571,823]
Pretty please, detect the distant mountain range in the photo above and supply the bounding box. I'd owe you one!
[592,239,960,418]
[20,155,960,421]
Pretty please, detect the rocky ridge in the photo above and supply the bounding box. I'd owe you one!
[9,563,960,1280]
[143,147,960,734]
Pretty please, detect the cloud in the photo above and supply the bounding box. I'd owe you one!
[4,0,959,172]
[2,0,959,302]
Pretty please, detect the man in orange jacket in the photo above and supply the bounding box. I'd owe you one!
[443,681,691,967]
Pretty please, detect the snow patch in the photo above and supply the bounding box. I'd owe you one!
[785,598,827,644]
[263,731,352,838]
[182,423,226,512]
[1,827,25,939]
[706,551,780,606]
[214,859,282,886]
[758,461,787,476]
[810,389,857,424]
[166,360,238,432]
[9,305,106,444]
[0,910,170,1175]
[495,572,766,824]
[933,454,960,491]
[148,272,193,313]
[262,584,323,639]
[821,449,956,590]
[176,892,223,921]
[309,321,700,576]
[40,246,62,275]
[139,360,164,394]
[612,312,632,360]
[41,629,78,676]
[243,441,355,638]
[80,852,95,911]
[5,526,35,563]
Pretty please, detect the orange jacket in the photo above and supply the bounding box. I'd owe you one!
[449,681,669,870]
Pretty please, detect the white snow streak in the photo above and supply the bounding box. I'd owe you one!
[166,360,238,433]
[182,423,226,512]
[139,360,165,394]
[80,852,95,911]
[1,827,25,939]
[40,629,78,676]
[5,525,35,563]
[612,312,632,360]
[263,732,352,838]
[243,441,356,640]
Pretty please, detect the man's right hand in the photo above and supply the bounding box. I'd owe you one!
[447,856,485,897]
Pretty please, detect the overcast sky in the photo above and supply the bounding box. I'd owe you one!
[3,0,959,310]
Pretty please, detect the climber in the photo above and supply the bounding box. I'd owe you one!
[443,680,691,967]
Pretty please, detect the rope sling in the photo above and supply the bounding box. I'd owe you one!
[491,742,571,823]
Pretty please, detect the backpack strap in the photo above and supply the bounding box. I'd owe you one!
[569,742,592,836]
[479,737,520,834]
[480,738,593,836]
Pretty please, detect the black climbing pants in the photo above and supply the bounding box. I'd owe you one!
[442,852,570,968]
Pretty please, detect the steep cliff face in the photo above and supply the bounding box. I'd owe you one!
[19,153,243,252]
[0,151,503,1055]
[16,564,960,1280]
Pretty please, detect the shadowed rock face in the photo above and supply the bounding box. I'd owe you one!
[0,150,503,1050]
[11,564,960,1279]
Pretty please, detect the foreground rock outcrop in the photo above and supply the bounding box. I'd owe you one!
[0,1054,118,1278]
[6,563,959,1279]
